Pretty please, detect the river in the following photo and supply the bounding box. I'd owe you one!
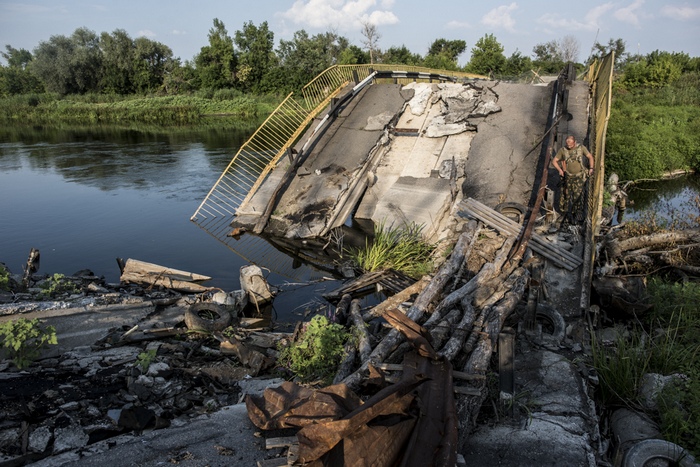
[0,126,342,323]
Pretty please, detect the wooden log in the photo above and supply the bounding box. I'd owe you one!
[606,228,700,258]
[362,276,431,322]
[349,299,372,364]
[332,342,357,384]
[341,225,480,391]
[120,258,211,281]
[119,258,213,293]
[475,267,527,311]
[457,272,528,449]
[119,271,213,293]
[428,308,462,350]
[438,300,476,361]
[428,236,516,323]
[334,293,353,324]
[22,248,40,289]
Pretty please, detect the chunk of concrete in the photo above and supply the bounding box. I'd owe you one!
[240,265,274,305]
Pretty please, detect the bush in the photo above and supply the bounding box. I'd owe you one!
[0,318,58,369]
[277,315,350,384]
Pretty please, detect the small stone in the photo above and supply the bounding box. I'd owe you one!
[29,426,52,453]
[59,401,80,411]
[0,428,20,449]
[146,362,170,376]
[53,423,89,453]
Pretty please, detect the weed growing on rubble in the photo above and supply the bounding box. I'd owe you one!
[0,318,57,369]
[350,221,435,279]
[136,348,158,373]
[0,265,9,291]
[39,273,79,298]
[277,315,350,384]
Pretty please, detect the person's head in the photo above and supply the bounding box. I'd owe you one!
[565,136,576,149]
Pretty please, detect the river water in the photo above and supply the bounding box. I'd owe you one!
[0,126,341,322]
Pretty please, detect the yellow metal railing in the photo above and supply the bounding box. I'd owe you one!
[192,64,485,222]
[581,52,615,309]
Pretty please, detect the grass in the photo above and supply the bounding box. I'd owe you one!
[349,221,436,279]
[0,92,283,127]
[592,278,700,456]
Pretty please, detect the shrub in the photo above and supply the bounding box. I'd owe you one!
[277,315,350,384]
[0,318,58,369]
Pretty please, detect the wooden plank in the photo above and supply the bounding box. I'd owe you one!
[459,198,582,270]
[119,271,213,293]
[122,258,211,281]
[465,198,582,265]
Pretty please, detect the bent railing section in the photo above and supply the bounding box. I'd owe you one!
[191,64,484,222]
[580,52,615,309]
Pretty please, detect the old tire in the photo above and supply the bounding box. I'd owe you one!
[536,303,566,342]
[623,439,697,467]
[494,202,527,224]
[184,303,231,332]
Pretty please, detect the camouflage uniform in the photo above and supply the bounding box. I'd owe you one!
[555,143,592,222]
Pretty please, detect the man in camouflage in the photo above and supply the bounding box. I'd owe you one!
[552,135,594,223]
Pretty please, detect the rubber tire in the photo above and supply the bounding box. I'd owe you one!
[184,303,231,332]
[623,439,697,467]
[494,202,527,224]
[536,303,566,342]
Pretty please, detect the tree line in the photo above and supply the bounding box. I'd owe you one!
[2,18,673,98]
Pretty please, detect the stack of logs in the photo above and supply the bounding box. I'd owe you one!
[329,220,530,448]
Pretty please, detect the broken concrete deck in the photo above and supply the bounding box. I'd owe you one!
[234,79,552,244]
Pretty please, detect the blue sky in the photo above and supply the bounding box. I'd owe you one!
[1,0,699,66]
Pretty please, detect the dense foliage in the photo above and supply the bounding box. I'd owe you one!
[277,315,350,384]
[605,50,700,181]
[1,18,611,101]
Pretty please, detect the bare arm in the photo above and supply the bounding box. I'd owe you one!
[552,151,565,177]
[585,148,594,174]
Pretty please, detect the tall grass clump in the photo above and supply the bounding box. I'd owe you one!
[350,221,435,279]
[592,277,700,455]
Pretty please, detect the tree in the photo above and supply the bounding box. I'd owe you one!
[560,35,580,63]
[504,50,533,77]
[622,50,684,88]
[100,29,135,94]
[423,39,466,71]
[276,30,349,91]
[360,21,381,65]
[195,18,237,89]
[532,40,565,74]
[0,45,44,95]
[339,45,369,65]
[589,38,627,69]
[132,37,173,93]
[382,45,422,66]
[465,34,506,76]
[427,39,467,62]
[31,27,102,95]
[234,21,275,93]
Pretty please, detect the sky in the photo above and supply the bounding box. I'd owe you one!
[1,0,699,67]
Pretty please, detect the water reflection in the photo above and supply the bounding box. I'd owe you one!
[627,174,700,225]
[0,126,344,296]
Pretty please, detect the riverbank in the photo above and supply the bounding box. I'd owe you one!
[0,92,282,127]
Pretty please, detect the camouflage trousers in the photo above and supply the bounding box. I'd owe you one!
[559,174,587,222]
